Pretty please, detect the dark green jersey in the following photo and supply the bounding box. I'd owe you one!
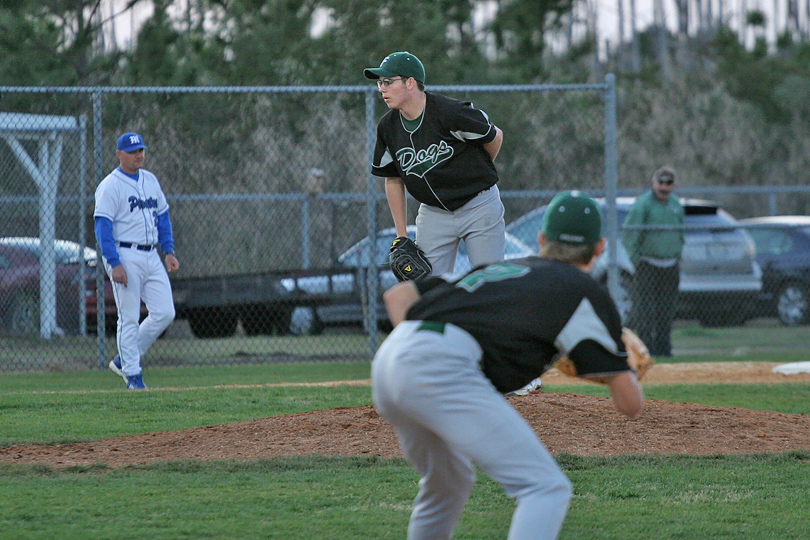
[408,257,631,393]
[621,190,685,265]
[371,92,499,211]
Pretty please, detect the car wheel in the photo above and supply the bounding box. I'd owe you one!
[776,283,810,326]
[241,304,293,336]
[3,293,39,335]
[187,307,239,338]
[310,312,325,335]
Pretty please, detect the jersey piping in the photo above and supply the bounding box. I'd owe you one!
[371,92,499,211]
[554,298,618,356]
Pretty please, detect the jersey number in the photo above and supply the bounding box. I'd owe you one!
[456,263,530,292]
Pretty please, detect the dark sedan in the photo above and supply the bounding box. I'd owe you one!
[0,237,123,336]
[739,216,810,326]
[284,226,535,334]
[1,237,97,336]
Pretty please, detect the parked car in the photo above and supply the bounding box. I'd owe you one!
[506,197,763,327]
[284,226,535,334]
[0,237,110,336]
[739,216,810,326]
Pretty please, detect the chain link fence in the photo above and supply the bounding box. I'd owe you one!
[3,79,806,374]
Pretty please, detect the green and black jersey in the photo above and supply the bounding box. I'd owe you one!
[371,92,499,211]
[407,257,632,394]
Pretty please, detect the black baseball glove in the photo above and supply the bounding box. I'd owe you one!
[389,236,432,282]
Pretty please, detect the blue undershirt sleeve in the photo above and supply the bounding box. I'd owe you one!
[157,210,175,255]
[94,217,121,268]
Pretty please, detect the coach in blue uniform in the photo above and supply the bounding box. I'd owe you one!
[364,51,506,277]
[372,191,644,540]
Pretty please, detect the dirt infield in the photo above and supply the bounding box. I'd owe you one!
[2,362,810,468]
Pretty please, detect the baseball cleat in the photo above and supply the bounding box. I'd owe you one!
[125,373,147,390]
[108,355,126,381]
[505,378,543,397]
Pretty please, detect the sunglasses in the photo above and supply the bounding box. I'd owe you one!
[657,178,674,185]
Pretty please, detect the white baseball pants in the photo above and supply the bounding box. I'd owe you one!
[372,321,572,540]
[105,248,175,376]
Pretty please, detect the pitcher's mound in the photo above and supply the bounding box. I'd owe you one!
[2,392,809,468]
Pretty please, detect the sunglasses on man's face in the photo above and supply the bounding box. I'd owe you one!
[657,178,674,185]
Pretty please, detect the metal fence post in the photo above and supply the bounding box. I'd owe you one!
[301,197,311,268]
[78,114,88,336]
[93,89,107,370]
[603,73,621,307]
[365,86,380,356]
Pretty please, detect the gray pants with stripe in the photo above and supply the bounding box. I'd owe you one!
[372,321,572,540]
[415,185,506,276]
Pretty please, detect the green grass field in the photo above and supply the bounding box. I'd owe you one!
[2,340,810,539]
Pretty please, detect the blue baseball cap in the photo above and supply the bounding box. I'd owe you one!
[117,132,148,153]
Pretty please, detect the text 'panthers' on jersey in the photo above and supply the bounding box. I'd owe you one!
[94,168,170,246]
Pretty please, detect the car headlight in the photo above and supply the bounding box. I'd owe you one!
[279,278,296,293]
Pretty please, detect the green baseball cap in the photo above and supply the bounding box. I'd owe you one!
[542,191,603,245]
[364,52,425,84]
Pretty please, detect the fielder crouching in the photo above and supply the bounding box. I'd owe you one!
[371,191,643,540]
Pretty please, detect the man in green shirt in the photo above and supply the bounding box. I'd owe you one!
[622,166,685,356]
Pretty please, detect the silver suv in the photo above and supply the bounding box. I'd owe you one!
[506,197,762,327]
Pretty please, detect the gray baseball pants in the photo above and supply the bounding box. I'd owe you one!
[415,185,505,276]
[372,321,572,540]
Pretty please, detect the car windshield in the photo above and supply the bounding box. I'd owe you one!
[683,210,733,231]
[338,229,534,270]
[506,205,630,248]
[338,232,401,268]
[747,223,810,256]
[507,210,547,248]
[508,200,736,247]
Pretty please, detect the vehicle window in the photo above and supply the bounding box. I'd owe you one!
[6,242,39,259]
[339,246,362,267]
[506,210,545,247]
[53,243,92,264]
[377,237,395,265]
[505,236,534,256]
[0,239,94,264]
[509,206,629,246]
[338,236,396,268]
[684,212,734,229]
[749,229,793,256]
[0,253,11,270]
[612,209,630,230]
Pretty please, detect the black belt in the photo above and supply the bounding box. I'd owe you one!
[119,242,155,252]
